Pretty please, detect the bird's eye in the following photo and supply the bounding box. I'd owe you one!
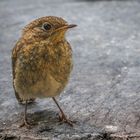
[42,23,52,31]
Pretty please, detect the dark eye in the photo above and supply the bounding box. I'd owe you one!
[43,23,52,30]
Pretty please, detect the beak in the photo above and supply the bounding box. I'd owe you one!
[67,24,77,29]
[55,24,77,32]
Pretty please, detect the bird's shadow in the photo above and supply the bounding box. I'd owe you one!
[26,109,62,126]
[22,109,80,135]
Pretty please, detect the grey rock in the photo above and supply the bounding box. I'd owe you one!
[0,0,140,139]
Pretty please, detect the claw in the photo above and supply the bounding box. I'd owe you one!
[19,119,32,129]
[58,113,74,126]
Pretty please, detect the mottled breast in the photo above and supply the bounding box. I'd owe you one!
[14,40,73,99]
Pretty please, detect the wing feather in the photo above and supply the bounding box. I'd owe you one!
[12,40,24,102]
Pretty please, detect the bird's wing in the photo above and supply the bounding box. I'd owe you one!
[12,40,36,104]
[11,40,24,102]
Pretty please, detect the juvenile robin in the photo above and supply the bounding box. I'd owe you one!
[11,16,77,128]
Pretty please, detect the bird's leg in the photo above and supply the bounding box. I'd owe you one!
[52,97,73,126]
[20,100,31,128]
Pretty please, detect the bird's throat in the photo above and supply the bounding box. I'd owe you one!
[48,31,66,44]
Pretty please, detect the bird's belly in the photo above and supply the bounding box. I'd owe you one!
[14,70,66,100]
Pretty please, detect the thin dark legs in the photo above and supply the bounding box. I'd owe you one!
[20,100,31,128]
[19,98,73,128]
[52,97,73,126]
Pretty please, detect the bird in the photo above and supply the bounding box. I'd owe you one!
[11,16,77,128]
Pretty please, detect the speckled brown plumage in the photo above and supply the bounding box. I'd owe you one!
[11,16,77,127]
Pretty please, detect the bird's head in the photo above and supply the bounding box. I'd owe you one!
[22,16,77,43]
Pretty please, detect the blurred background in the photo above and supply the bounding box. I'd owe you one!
[0,0,140,139]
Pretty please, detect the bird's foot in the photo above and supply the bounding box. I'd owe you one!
[19,119,32,129]
[58,113,75,126]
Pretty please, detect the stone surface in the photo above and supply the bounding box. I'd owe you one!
[0,0,140,139]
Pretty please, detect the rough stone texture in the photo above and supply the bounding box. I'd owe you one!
[0,0,140,139]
